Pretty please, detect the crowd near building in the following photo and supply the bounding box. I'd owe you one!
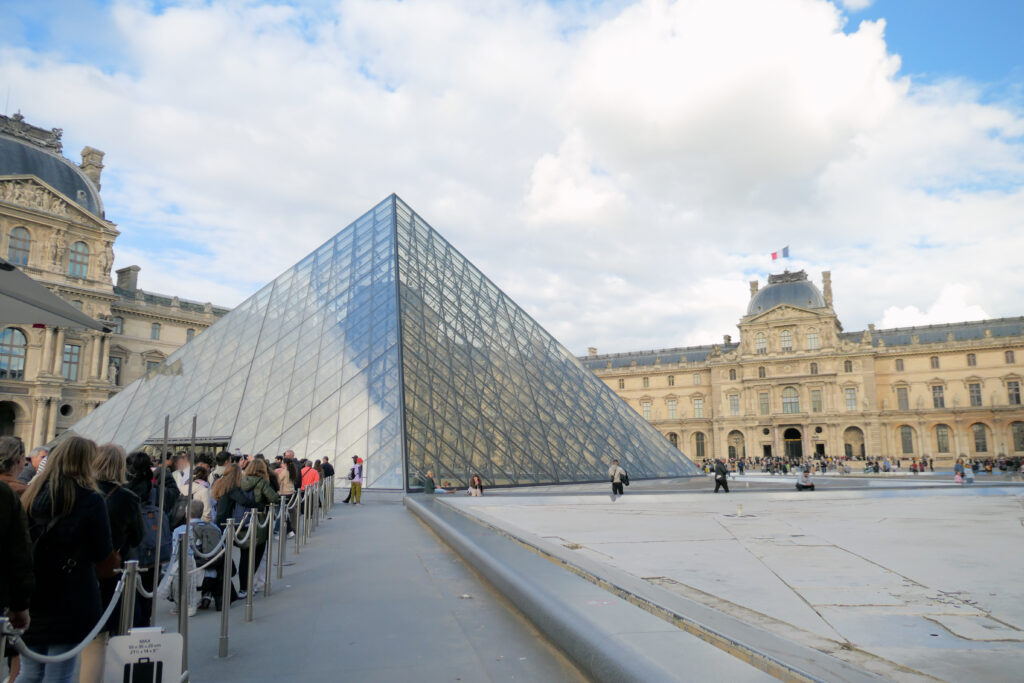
[0,114,229,450]
[582,270,1024,470]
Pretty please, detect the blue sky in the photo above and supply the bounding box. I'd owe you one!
[1,0,1022,352]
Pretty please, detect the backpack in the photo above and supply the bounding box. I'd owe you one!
[137,504,172,568]
[192,521,221,557]
[231,487,258,522]
[622,471,630,486]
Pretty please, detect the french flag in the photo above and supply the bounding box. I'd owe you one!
[771,246,790,261]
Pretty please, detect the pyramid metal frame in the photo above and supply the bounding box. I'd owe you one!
[68,195,698,490]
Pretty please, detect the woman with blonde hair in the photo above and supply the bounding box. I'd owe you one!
[18,437,112,683]
[237,458,279,597]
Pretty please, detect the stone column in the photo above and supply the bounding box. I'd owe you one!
[88,334,100,379]
[32,398,48,451]
[45,399,58,444]
[100,336,110,383]
[52,328,65,375]
[39,327,52,377]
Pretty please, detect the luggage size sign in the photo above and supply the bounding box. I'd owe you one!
[105,628,182,683]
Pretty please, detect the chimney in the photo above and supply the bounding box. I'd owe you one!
[588,347,598,357]
[80,146,105,191]
[116,265,140,292]
[723,334,731,344]
[822,271,833,307]
[749,280,759,297]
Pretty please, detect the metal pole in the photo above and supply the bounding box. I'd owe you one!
[119,560,139,635]
[151,415,170,627]
[178,531,189,674]
[245,516,256,622]
[312,482,319,531]
[277,497,287,580]
[294,491,302,555]
[303,488,311,545]
[218,519,234,658]
[263,505,273,599]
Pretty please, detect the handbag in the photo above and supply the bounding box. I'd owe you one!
[96,485,123,578]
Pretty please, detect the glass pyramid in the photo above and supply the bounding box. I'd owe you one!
[69,196,698,489]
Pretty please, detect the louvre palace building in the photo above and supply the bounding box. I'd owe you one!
[0,113,228,449]
[580,270,1024,468]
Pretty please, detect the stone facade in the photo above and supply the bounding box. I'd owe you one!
[0,114,229,448]
[581,270,1024,468]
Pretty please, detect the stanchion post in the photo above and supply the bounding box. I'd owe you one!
[245,516,256,622]
[263,507,273,599]
[294,492,302,555]
[119,560,139,636]
[178,531,190,674]
[218,519,234,658]
[277,497,287,580]
[151,415,170,627]
[1,616,8,681]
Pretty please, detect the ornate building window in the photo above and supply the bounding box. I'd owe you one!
[642,376,649,388]
[758,366,766,379]
[810,362,818,375]
[667,375,675,387]
[8,227,30,266]
[845,387,857,411]
[895,358,904,371]
[667,399,677,419]
[755,333,767,354]
[931,385,945,408]
[68,241,89,278]
[729,394,740,415]
[617,378,624,390]
[151,323,161,340]
[146,360,160,374]
[930,356,940,369]
[1007,350,1016,364]
[108,356,122,385]
[900,426,915,454]
[935,424,951,453]
[1008,380,1021,406]
[62,343,81,381]
[844,360,853,373]
[969,382,982,407]
[780,329,793,351]
[967,353,977,367]
[0,328,28,380]
[186,328,196,342]
[1013,422,1024,452]
[668,432,678,448]
[972,423,988,452]
[728,368,736,380]
[811,389,822,413]
[759,392,769,415]
[897,386,909,410]
[641,400,651,420]
[693,397,704,418]
[782,387,799,414]
[694,432,706,459]
[693,374,702,385]
[806,329,819,350]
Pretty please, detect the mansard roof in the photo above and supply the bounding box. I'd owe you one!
[842,317,1024,348]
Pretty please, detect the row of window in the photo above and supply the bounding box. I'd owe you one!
[6,227,91,277]
[895,381,1021,409]
[753,328,820,354]
[621,360,856,390]
[641,386,860,420]
[895,351,1016,371]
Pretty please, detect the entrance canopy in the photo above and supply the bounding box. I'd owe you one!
[0,257,109,331]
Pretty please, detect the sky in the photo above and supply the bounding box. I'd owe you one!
[1,0,1022,355]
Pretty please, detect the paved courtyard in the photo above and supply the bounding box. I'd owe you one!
[448,484,1024,682]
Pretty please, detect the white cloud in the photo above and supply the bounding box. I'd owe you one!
[1,0,1021,355]
[879,284,990,329]
[838,0,875,11]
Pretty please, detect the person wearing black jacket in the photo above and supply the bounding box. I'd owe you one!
[321,457,335,478]
[19,437,113,683]
[211,463,258,527]
[0,478,33,636]
[713,459,730,493]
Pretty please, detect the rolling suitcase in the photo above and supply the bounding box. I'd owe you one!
[123,657,162,682]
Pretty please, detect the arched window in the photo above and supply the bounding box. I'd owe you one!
[150,322,161,340]
[972,423,988,453]
[895,358,904,371]
[1007,350,1016,364]
[758,366,766,379]
[694,432,706,459]
[806,329,819,350]
[780,329,793,351]
[900,425,915,454]
[68,241,89,278]
[668,433,678,448]
[782,387,799,414]
[7,227,30,266]
[935,424,951,453]
[729,369,736,380]
[810,362,818,375]
[967,353,976,367]
[930,356,940,369]
[0,328,28,380]
[186,328,195,342]
[755,333,767,354]
[844,360,853,373]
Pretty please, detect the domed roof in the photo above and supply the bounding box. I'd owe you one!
[0,135,103,217]
[747,270,826,316]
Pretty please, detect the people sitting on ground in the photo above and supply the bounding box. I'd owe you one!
[158,500,216,617]
[795,469,815,491]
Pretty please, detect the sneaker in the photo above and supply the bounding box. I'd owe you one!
[199,596,212,610]
[287,531,295,538]
[188,606,198,617]
[236,590,247,599]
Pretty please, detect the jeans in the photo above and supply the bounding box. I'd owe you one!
[14,643,77,683]
[611,482,623,496]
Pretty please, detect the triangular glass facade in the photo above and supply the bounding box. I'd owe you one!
[69,196,697,489]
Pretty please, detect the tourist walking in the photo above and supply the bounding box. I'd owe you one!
[608,459,627,499]
[713,458,730,493]
[348,456,363,504]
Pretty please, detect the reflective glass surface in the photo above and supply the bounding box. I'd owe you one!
[70,195,697,490]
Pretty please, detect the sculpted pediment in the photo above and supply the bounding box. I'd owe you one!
[743,304,829,325]
[0,176,104,225]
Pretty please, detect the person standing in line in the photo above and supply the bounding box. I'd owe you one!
[469,474,484,497]
[608,459,626,500]
[321,457,335,479]
[16,446,47,485]
[713,458,730,493]
[237,459,280,598]
[349,455,363,505]
[0,437,33,682]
